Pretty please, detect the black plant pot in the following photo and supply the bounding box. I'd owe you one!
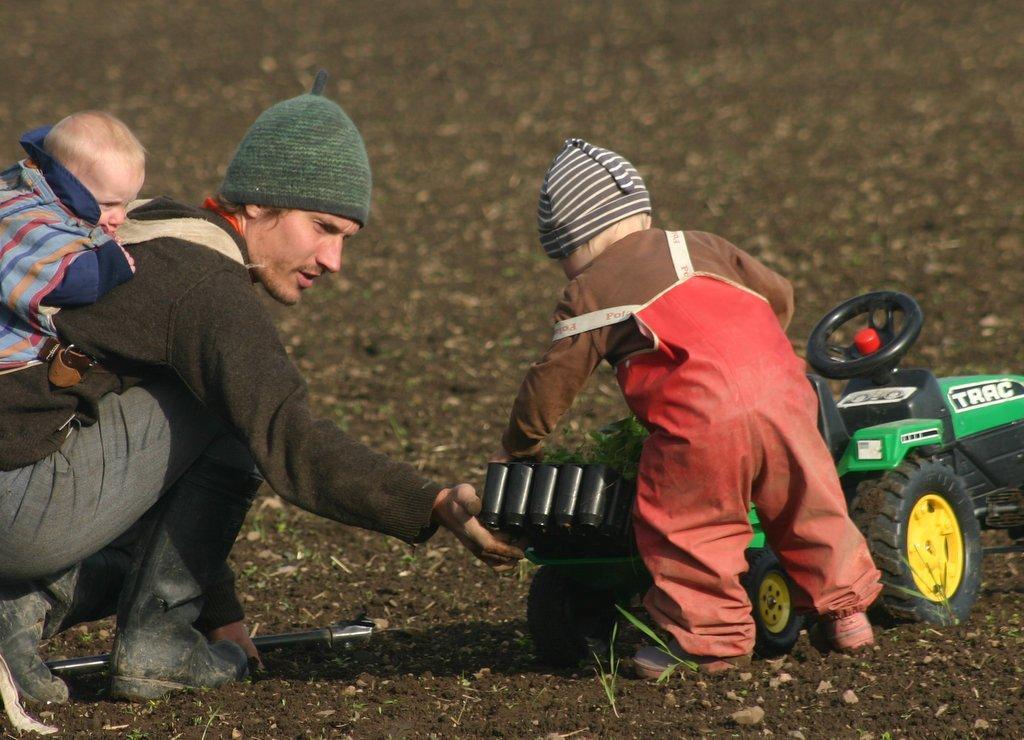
[502,463,534,530]
[528,464,559,531]
[480,462,509,528]
[553,464,584,529]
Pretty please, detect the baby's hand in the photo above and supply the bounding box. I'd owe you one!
[119,243,136,272]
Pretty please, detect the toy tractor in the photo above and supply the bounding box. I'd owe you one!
[483,290,1022,666]
[806,290,1024,625]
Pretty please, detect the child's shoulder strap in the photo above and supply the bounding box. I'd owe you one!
[552,305,643,342]
[550,230,694,342]
[665,230,694,280]
[117,200,245,266]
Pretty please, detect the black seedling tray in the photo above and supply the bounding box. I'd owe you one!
[480,462,637,557]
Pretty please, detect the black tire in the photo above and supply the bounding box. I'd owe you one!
[527,566,617,667]
[849,458,981,625]
[742,548,805,657]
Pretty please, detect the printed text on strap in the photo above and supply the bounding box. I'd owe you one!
[552,304,643,342]
[666,230,694,280]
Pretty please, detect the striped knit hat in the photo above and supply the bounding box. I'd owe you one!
[220,70,371,225]
[537,138,651,259]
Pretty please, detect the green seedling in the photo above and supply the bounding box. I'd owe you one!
[615,605,697,682]
[546,415,649,480]
[591,622,621,718]
[913,538,956,623]
[889,542,958,625]
[517,558,537,583]
[388,413,409,446]
[199,706,223,740]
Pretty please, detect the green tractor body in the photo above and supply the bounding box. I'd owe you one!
[828,373,1024,476]
[816,370,1024,624]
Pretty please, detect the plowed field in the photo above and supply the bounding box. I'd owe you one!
[2,1,1023,737]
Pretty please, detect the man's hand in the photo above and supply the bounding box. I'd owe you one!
[431,484,524,570]
[207,620,263,670]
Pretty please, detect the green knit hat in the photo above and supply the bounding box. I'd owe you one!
[220,70,371,225]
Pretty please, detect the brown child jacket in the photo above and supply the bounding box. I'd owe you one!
[501,228,795,457]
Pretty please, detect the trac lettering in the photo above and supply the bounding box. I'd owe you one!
[948,380,1021,412]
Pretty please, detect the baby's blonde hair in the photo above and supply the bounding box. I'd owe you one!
[43,111,146,178]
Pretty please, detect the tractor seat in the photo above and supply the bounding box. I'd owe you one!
[807,373,850,462]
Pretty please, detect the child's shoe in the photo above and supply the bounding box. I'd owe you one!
[632,639,751,678]
[822,611,874,652]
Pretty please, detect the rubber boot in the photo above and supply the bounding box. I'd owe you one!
[0,544,134,705]
[109,457,259,701]
[0,582,68,704]
[42,546,134,639]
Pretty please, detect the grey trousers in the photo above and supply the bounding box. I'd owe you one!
[0,379,258,583]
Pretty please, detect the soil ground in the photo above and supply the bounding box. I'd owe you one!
[2,0,1023,737]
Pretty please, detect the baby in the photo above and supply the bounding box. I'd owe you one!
[0,111,145,374]
[496,138,882,675]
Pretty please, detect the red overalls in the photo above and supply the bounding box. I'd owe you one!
[608,232,881,657]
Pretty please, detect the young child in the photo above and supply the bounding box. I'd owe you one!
[495,138,882,676]
[0,111,144,375]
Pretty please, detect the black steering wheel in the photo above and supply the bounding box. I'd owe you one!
[806,291,923,381]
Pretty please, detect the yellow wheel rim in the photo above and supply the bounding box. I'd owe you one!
[906,493,964,602]
[758,571,792,634]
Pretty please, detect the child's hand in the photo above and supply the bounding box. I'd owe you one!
[431,483,524,570]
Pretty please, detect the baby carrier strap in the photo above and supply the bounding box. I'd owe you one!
[117,202,245,266]
[550,230,692,342]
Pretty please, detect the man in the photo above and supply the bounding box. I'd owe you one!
[0,71,521,705]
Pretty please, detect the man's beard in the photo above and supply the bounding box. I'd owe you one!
[254,265,299,305]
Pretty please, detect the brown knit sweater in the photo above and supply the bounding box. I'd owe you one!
[501,229,795,457]
[0,198,441,544]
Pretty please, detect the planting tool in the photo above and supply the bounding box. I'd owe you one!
[45,616,375,678]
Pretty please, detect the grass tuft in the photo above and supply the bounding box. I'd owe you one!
[591,622,621,718]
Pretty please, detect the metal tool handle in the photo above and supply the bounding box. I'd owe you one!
[46,616,375,678]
